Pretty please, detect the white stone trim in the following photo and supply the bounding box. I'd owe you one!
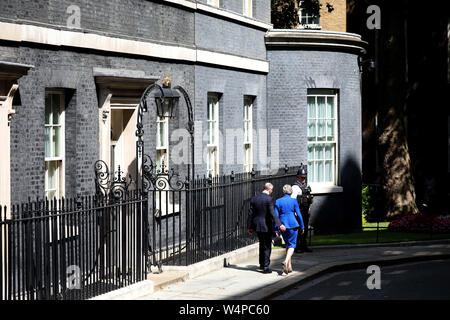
[310,185,344,195]
[0,21,268,73]
[161,0,273,30]
[265,29,367,54]
[164,0,197,10]
[197,49,269,73]
[196,3,272,30]
[0,21,197,62]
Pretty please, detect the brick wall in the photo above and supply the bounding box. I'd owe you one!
[0,0,195,46]
[195,12,268,60]
[1,0,364,234]
[194,65,267,176]
[2,45,194,203]
[267,48,362,232]
[197,0,271,23]
[319,0,346,32]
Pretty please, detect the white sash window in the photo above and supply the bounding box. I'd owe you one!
[307,91,338,185]
[45,91,65,199]
[207,94,219,177]
[156,116,169,171]
[243,0,252,17]
[207,0,220,8]
[243,96,253,172]
[299,0,320,29]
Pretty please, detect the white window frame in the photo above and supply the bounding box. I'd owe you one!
[45,90,65,200]
[156,116,169,171]
[207,0,220,8]
[155,115,178,216]
[243,0,252,17]
[307,91,338,188]
[207,94,219,177]
[298,0,321,30]
[243,96,253,173]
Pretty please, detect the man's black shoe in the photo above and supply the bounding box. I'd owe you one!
[263,269,272,274]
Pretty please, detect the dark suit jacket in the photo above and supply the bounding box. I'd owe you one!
[247,192,283,233]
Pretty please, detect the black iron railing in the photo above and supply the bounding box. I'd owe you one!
[1,165,303,300]
[0,191,147,300]
[179,166,300,266]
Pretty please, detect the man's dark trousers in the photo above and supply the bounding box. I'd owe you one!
[248,192,282,271]
[257,232,273,269]
[297,206,310,250]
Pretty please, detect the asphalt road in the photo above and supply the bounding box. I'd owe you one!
[273,259,450,300]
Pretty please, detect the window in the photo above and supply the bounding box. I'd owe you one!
[207,94,219,177]
[243,0,252,17]
[307,91,338,185]
[155,115,177,216]
[45,91,65,199]
[207,0,220,8]
[156,116,169,171]
[243,96,253,172]
[299,1,320,29]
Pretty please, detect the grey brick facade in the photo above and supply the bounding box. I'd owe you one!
[5,46,194,204]
[1,1,365,233]
[195,12,267,60]
[267,48,363,233]
[0,0,195,46]
[194,65,267,176]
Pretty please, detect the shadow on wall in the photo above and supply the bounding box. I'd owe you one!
[309,156,362,235]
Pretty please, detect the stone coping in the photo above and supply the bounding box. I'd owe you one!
[265,29,368,54]
[0,61,34,79]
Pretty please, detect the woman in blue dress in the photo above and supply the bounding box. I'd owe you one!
[275,185,305,274]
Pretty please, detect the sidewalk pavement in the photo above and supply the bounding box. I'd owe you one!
[95,240,450,300]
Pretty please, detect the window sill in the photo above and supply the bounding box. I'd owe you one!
[298,24,322,30]
[310,185,343,195]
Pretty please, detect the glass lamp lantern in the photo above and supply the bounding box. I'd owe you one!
[154,75,180,119]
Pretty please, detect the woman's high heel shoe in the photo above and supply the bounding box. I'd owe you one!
[282,262,288,274]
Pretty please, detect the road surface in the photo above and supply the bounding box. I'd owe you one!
[273,259,450,300]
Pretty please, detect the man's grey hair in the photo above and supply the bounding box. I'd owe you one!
[283,184,293,195]
[263,183,273,191]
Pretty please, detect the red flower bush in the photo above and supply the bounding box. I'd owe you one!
[388,213,450,233]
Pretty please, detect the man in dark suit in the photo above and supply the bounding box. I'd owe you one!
[248,183,286,273]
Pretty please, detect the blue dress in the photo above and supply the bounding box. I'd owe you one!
[275,194,305,249]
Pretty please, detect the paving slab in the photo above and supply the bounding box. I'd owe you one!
[137,240,450,300]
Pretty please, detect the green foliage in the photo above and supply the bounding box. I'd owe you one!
[271,0,299,29]
[362,185,375,221]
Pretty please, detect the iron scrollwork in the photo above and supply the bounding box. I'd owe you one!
[94,160,133,200]
[142,154,187,192]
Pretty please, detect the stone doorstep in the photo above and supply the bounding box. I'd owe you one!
[148,271,190,292]
[89,242,262,300]
[89,279,155,300]
[162,242,262,279]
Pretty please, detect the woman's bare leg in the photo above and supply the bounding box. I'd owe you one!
[284,248,295,273]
